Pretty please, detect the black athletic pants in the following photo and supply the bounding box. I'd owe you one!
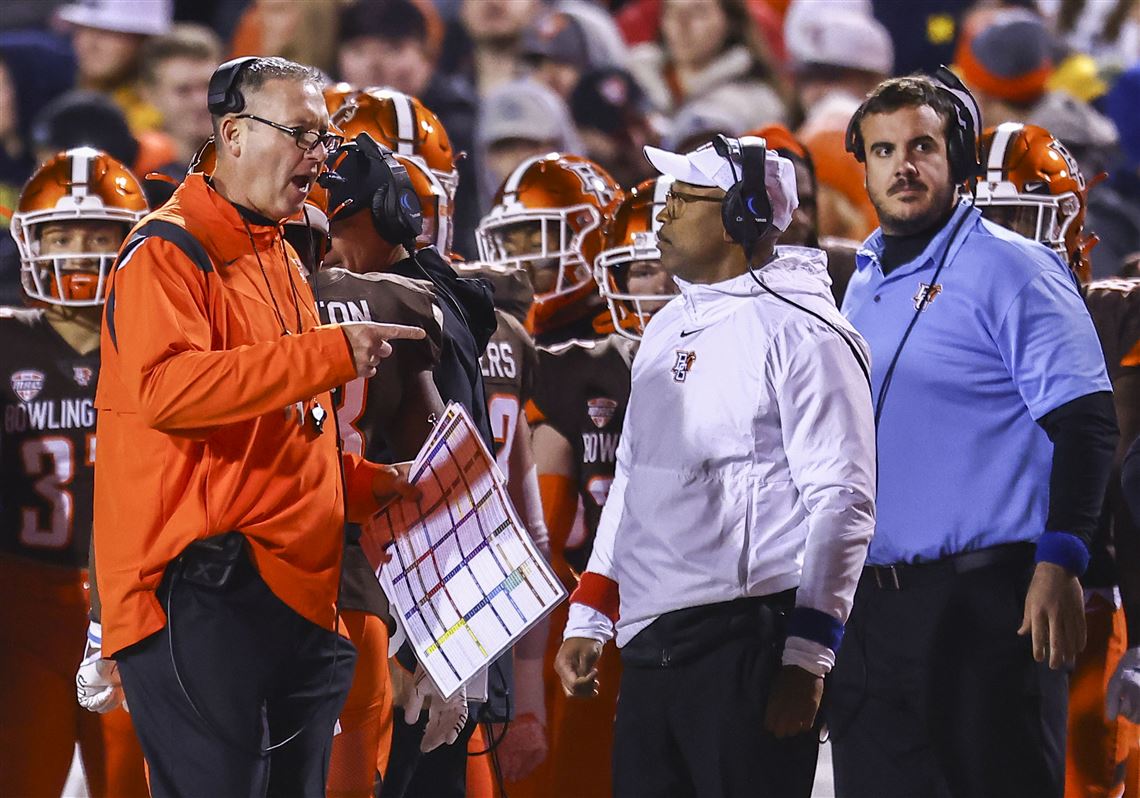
[116,539,357,797]
[612,594,819,798]
[827,544,1068,798]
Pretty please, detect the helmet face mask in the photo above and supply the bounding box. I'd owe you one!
[11,147,147,307]
[595,176,677,340]
[476,153,623,335]
[476,206,599,299]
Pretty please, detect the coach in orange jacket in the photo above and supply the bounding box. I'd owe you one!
[92,56,424,797]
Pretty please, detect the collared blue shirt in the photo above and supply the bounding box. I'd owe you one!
[843,202,1110,565]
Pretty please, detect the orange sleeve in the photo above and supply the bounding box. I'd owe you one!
[524,398,546,425]
[539,472,577,563]
[341,453,386,524]
[109,238,357,436]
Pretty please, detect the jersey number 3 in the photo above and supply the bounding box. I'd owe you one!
[20,436,75,549]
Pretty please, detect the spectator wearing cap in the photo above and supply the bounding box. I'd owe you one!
[520,10,593,101]
[139,24,222,174]
[571,67,661,188]
[520,1,629,101]
[954,9,1055,125]
[626,0,788,129]
[31,90,178,207]
[474,77,583,211]
[57,0,172,133]
[783,5,894,116]
[555,135,875,797]
[1090,65,1140,278]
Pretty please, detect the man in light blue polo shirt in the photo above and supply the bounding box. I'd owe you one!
[827,72,1118,798]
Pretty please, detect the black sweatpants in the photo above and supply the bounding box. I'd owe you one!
[826,552,1069,798]
[612,596,819,798]
[116,544,357,798]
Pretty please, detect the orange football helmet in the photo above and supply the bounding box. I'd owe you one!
[975,122,1092,280]
[335,88,459,202]
[324,81,362,123]
[476,153,623,335]
[11,147,147,306]
[595,176,676,340]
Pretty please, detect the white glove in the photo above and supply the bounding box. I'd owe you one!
[403,664,468,752]
[76,622,128,714]
[1106,646,1140,723]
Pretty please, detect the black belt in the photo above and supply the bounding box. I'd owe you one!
[863,542,1034,591]
[621,590,795,669]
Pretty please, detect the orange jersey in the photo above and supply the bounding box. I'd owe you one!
[94,174,385,656]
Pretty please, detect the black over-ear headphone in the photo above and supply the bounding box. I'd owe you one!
[321,133,423,248]
[207,57,259,116]
[845,65,982,185]
[713,134,772,249]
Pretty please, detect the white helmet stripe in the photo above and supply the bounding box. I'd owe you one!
[71,147,93,199]
[503,155,545,199]
[988,122,1023,182]
[393,92,415,156]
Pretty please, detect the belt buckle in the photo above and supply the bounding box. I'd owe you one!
[873,565,901,590]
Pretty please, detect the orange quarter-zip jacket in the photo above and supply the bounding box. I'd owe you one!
[94,174,385,657]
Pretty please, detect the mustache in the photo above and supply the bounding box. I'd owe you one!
[888,179,927,196]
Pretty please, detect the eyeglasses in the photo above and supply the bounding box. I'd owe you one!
[236,114,344,153]
[663,189,722,217]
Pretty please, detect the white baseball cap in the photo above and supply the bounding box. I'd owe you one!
[643,136,799,232]
[785,7,893,76]
[58,0,173,36]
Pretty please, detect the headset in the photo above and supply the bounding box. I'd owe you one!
[844,65,983,186]
[714,135,773,252]
[843,66,984,423]
[320,133,424,249]
[713,134,872,389]
[207,56,260,116]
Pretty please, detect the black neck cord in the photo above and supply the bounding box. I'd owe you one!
[242,218,304,336]
[746,264,872,390]
[872,198,975,425]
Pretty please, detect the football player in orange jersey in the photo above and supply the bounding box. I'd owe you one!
[977,121,1140,798]
[2,147,149,797]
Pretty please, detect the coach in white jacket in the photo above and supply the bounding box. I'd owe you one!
[554,137,877,797]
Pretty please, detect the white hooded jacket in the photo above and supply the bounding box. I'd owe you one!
[564,247,876,675]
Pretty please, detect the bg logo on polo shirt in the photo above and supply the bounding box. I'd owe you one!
[914,282,943,311]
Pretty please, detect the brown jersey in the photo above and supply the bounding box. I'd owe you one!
[480,309,538,475]
[1083,278,1140,589]
[313,268,444,462]
[1,307,98,568]
[529,334,636,572]
[312,268,444,618]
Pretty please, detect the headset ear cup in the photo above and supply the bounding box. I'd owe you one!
[721,185,745,245]
[370,183,398,244]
